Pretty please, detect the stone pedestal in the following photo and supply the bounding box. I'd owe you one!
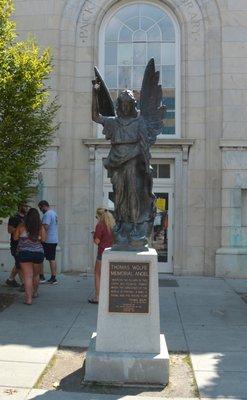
[85,248,169,385]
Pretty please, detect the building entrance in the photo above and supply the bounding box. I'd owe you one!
[153,188,173,273]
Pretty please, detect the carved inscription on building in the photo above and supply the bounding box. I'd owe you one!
[176,0,202,39]
[79,0,95,43]
[109,262,149,313]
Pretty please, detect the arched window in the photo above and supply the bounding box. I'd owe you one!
[100,2,180,136]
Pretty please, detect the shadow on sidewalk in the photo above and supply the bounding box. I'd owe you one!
[0,274,96,356]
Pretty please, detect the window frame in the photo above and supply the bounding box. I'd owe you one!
[98,0,181,138]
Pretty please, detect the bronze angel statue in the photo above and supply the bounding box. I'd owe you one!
[92,58,166,250]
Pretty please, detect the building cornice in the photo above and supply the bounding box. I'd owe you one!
[219,140,247,149]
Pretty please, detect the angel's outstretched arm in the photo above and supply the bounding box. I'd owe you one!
[92,82,103,124]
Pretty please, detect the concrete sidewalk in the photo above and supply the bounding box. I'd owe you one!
[0,272,247,399]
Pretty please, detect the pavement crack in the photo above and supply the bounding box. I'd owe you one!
[59,304,86,346]
[174,290,190,352]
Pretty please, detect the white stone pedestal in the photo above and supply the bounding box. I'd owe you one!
[85,248,169,385]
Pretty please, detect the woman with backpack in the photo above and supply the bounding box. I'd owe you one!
[14,208,46,305]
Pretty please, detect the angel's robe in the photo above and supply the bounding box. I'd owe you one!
[101,115,148,170]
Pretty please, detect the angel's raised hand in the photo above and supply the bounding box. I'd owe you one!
[92,79,101,92]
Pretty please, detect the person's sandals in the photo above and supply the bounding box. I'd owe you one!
[88,298,98,304]
[33,292,39,298]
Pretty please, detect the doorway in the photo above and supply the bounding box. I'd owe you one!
[152,188,173,273]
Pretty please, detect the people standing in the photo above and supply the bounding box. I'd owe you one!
[14,208,46,305]
[38,200,58,284]
[88,207,115,304]
[6,203,29,288]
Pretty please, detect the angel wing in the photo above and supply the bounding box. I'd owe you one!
[94,67,115,117]
[140,59,166,143]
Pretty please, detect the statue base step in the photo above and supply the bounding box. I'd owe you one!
[84,332,169,385]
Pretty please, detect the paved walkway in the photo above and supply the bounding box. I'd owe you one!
[0,272,247,399]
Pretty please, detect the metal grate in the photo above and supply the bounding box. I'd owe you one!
[159,279,179,287]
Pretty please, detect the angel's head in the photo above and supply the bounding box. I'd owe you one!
[116,90,138,118]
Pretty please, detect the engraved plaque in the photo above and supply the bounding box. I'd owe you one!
[109,262,149,313]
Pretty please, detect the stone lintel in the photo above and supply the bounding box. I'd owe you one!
[82,137,195,150]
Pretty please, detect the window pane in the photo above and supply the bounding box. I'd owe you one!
[141,16,154,31]
[163,111,175,135]
[162,120,175,135]
[134,43,146,65]
[162,87,175,135]
[104,3,178,137]
[118,43,132,65]
[105,66,117,89]
[133,89,140,107]
[159,17,175,42]
[147,42,161,65]
[133,30,146,42]
[140,4,162,21]
[162,65,175,88]
[159,164,170,178]
[162,43,175,65]
[105,17,120,42]
[118,66,131,88]
[105,43,117,65]
[119,26,132,42]
[163,88,175,108]
[109,90,118,103]
[126,16,139,31]
[133,66,145,88]
[147,25,161,42]
[117,5,139,23]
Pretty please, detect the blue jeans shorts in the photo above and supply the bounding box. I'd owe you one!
[18,251,44,264]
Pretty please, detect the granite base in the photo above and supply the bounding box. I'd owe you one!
[84,332,169,385]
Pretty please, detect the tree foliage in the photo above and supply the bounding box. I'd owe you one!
[0,0,59,219]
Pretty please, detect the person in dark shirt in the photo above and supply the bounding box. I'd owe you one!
[6,203,29,287]
[88,207,115,304]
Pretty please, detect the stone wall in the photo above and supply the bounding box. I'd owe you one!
[215,0,247,277]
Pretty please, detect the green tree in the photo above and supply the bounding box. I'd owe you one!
[0,0,59,219]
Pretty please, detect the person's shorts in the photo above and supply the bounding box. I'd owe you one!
[18,251,44,264]
[11,248,21,269]
[96,253,102,261]
[43,243,57,261]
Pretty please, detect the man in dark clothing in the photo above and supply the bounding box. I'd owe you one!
[6,203,29,287]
